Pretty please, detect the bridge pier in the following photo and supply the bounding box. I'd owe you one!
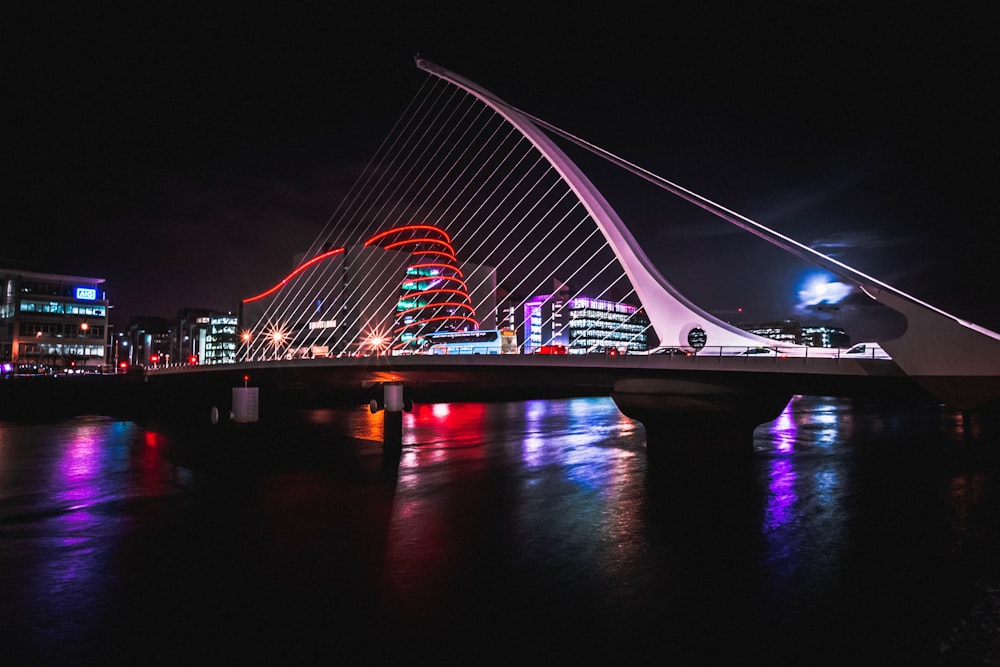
[371,382,408,464]
[612,378,790,458]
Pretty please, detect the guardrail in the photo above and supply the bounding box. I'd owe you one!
[645,345,888,360]
[135,343,891,371]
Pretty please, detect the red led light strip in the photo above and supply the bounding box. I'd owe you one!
[244,224,479,346]
[243,247,345,303]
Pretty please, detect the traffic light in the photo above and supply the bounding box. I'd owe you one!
[188,355,199,364]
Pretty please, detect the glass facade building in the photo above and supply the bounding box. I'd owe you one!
[0,269,109,371]
[524,282,649,354]
[204,314,238,364]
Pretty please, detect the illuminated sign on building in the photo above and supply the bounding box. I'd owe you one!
[74,287,98,301]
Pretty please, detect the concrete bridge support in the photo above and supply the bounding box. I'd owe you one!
[611,378,790,458]
[370,382,411,464]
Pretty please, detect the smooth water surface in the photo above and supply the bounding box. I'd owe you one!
[1,396,998,665]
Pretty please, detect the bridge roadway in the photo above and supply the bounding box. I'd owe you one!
[145,351,922,399]
[132,353,945,454]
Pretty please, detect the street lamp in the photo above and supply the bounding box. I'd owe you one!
[241,330,252,362]
[271,330,284,359]
[364,328,391,356]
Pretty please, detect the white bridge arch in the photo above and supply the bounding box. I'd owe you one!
[415,57,770,351]
[416,57,1000,408]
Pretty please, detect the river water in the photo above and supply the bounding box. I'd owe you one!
[1,395,998,665]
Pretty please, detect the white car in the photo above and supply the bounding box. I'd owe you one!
[843,342,892,360]
[734,347,783,357]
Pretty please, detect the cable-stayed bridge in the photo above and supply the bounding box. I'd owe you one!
[145,58,1000,450]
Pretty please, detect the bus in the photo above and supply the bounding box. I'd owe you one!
[420,329,509,355]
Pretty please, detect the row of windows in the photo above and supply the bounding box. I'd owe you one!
[17,280,66,296]
[568,298,638,314]
[19,343,105,357]
[568,319,647,334]
[19,301,107,317]
[572,334,647,346]
[19,322,105,338]
[569,310,646,325]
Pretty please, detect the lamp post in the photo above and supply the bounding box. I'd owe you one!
[271,330,284,359]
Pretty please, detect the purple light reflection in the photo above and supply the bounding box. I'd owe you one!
[769,399,797,453]
[762,399,799,531]
[764,458,798,532]
[520,398,634,491]
[758,396,850,601]
[19,419,154,650]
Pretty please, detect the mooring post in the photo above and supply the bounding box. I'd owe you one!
[382,382,404,456]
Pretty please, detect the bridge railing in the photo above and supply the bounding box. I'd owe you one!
[139,343,890,373]
[645,345,890,361]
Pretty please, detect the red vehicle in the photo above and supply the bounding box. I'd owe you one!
[536,345,568,354]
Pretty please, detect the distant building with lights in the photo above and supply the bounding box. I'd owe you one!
[524,280,650,354]
[118,315,173,368]
[739,319,802,345]
[173,308,238,365]
[739,319,850,348]
[801,324,850,348]
[0,268,109,371]
[114,309,239,368]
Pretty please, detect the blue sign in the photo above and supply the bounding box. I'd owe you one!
[75,287,98,301]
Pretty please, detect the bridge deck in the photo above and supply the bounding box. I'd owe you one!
[141,354,936,410]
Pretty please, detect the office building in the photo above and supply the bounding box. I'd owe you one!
[0,268,109,371]
[524,280,650,354]
[740,319,850,348]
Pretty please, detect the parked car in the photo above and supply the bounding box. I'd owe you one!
[843,342,892,360]
[735,347,782,357]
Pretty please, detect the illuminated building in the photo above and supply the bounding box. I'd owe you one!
[740,319,802,345]
[494,284,522,346]
[365,225,479,348]
[524,280,650,354]
[0,268,109,370]
[242,224,497,357]
[172,309,238,365]
[121,315,172,367]
[740,319,850,348]
[115,310,238,367]
[801,325,850,348]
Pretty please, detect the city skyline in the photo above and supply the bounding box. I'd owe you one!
[7,5,997,338]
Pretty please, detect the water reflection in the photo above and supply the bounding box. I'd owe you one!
[765,458,798,531]
[756,396,849,611]
[381,396,649,642]
[0,417,175,659]
[2,395,997,663]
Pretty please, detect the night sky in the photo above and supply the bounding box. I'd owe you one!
[7,5,998,340]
